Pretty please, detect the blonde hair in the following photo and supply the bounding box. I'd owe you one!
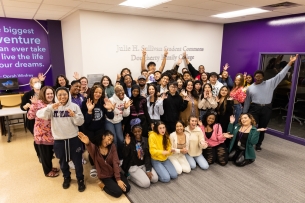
[29,77,39,88]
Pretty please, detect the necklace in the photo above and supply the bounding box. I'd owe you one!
[237,125,251,147]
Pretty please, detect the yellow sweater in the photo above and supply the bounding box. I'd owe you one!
[148,131,171,161]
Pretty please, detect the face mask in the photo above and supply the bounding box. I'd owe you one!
[33,82,41,90]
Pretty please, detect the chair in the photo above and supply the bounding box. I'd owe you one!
[282,93,305,125]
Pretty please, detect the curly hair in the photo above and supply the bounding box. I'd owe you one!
[87,85,104,118]
[55,74,69,88]
[153,121,170,150]
[238,113,256,126]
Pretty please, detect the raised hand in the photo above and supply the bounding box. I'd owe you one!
[160,92,168,100]
[104,98,114,111]
[142,48,146,56]
[67,109,75,117]
[52,103,61,110]
[215,96,220,103]
[86,98,95,112]
[244,72,247,78]
[181,89,187,97]
[177,58,182,65]
[289,54,298,63]
[30,96,38,104]
[257,128,267,132]
[73,72,80,80]
[125,133,131,145]
[124,100,132,109]
[38,73,45,81]
[223,132,233,139]
[78,132,90,145]
[230,115,235,124]
[198,120,203,127]
[182,51,186,59]
[164,48,168,57]
[223,63,229,71]
[117,74,121,80]
[227,97,233,100]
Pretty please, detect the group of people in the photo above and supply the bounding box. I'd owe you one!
[20,50,298,198]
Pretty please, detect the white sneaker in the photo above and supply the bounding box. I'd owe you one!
[69,161,75,170]
[82,158,87,165]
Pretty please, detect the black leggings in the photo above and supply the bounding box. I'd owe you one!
[228,148,254,167]
[202,143,228,166]
[84,128,104,166]
[101,172,131,198]
[37,144,54,175]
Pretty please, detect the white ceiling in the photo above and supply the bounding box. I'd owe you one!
[0,0,304,24]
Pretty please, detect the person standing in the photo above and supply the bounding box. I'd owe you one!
[243,55,298,151]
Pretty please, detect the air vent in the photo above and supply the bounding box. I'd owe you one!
[261,1,302,10]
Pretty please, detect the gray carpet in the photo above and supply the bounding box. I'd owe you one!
[126,134,305,203]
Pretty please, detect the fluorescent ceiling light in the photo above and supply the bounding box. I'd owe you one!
[268,16,305,26]
[212,8,269,18]
[119,0,171,9]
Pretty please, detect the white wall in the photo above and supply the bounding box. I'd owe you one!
[62,10,223,83]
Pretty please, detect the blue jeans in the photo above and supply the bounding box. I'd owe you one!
[105,120,124,160]
[151,158,177,182]
[233,104,242,125]
[185,154,209,170]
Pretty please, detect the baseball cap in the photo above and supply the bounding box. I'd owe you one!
[138,75,146,80]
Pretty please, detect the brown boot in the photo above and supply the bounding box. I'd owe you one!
[98,181,105,190]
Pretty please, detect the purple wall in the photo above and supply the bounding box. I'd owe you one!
[221,13,305,78]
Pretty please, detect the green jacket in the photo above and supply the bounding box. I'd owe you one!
[228,123,259,160]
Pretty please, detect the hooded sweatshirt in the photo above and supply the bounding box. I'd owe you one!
[185,126,208,157]
[37,90,84,140]
[107,93,130,124]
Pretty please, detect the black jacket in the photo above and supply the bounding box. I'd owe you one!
[161,91,188,123]
[122,137,152,173]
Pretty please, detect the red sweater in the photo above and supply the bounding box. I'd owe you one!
[199,124,225,147]
[86,142,121,180]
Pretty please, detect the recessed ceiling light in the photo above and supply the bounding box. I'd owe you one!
[119,0,172,9]
[212,8,269,18]
[268,16,305,26]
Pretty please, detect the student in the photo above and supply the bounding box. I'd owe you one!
[161,81,188,134]
[122,74,134,98]
[70,80,84,108]
[200,72,209,85]
[194,80,202,97]
[53,74,71,90]
[180,80,199,125]
[200,111,232,166]
[182,71,193,82]
[106,85,131,160]
[81,85,114,177]
[198,83,217,121]
[79,76,90,98]
[243,73,253,92]
[27,86,59,177]
[78,131,131,198]
[230,73,246,124]
[218,63,233,90]
[209,72,223,97]
[243,55,298,151]
[101,76,115,98]
[149,121,178,182]
[185,116,209,170]
[21,74,45,162]
[117,68,136,87]
[147,84,164,124]
[182,51,205,80]
[157,73,170,94]
[126,85,152,137]
[176,78,184,93]
[228,114,265,166]
[141,48,168,83]
[122,124,158,188]
[168,121,191,174]
[37,87,85,192]
[216,86,234,147]
[138,75,148,97]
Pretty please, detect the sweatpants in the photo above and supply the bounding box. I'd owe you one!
[84,128,104,166]
[202,143,228,166]
[168,153,191,174]
[53,136,84,180]
[128,165,158,188]
[37,144,54,175]
[101,172,131,198]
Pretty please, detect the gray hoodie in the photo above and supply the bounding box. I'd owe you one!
[37,92,84,140]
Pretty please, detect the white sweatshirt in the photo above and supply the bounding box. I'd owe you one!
[107,94,130,124]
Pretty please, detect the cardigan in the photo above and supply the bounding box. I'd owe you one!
[228,123,259,160]
[169,131,190,153]
[199,124,225,147]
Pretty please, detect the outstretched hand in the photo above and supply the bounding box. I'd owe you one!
[289,54,298,63]
[230,115,235,124]
[104,98,115,110]
[78,132,90,145]
[86,98,95,112]
[223,132,233,139]
[257,128,267,132]
[38,73,45,81]
[223,63,229,71]
[73,72,80,80]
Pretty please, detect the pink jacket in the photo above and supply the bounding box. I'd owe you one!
[27,100,54,145]
[199,124,225,147]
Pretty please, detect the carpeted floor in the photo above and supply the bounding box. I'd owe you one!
[126,134,305,203]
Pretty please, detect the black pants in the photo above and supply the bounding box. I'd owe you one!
[53,137,84,180]
[202,143,228,166]
[163,121,176,134]
[101,172,131,198]
[84,128,104,166]
[37,144,54,175]
[248,103,272,147]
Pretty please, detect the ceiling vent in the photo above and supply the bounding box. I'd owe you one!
[261,1,302,10]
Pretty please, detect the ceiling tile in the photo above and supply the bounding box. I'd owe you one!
[39,4,75,12]
[167,0,210,6]
[194,1,247,12]
[79,0,124,5]
[4,6,37,13]
[273,6,305,14]
[43,0,82,7]
[105,6,143,14]
[2,0,40,8]
[149,4,218,16]
[5,10,34,19]
[35,9,68,16]
[77,2,115,11]
[7,0,43,3]
[34,13,65,20]
[213,0,284,7]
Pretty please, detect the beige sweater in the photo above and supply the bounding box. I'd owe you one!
[169,131,190,153]
[185,126,208,157]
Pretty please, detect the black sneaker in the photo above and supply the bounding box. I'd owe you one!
[62,177,71,189]
[78,179,86,192]
[256,145,262,152]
